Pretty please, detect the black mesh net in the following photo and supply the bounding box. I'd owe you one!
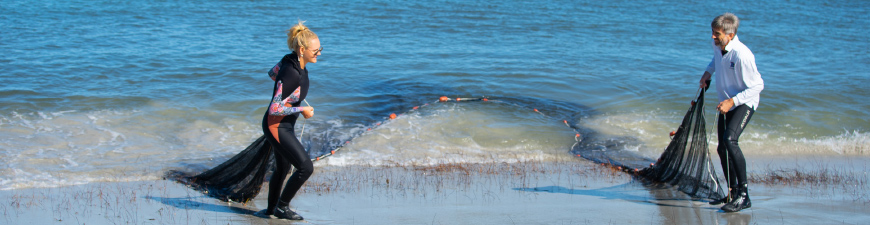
[637,89,726,200]
[166,135,274,203]
[167,93,725,203]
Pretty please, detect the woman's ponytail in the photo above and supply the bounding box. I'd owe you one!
[287,20,318,53]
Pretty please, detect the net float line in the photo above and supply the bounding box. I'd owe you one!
[309,95,585,162]
[167,95,593,204]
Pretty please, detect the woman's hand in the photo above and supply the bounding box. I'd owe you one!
[301,106,314,119]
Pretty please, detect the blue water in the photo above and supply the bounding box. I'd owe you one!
[1,0,868,189]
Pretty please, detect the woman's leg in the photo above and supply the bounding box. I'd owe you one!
[263,130,290,215]
[275,127,315,205]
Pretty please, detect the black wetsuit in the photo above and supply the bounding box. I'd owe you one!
[261,52,313,214]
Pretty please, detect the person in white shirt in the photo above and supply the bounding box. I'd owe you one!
[698,12,764,213]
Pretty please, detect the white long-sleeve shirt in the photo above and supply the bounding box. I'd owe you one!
[705,36,764,111]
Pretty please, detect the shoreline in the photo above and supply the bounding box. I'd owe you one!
[2,157,868,224]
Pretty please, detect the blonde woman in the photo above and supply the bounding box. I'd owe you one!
[261,21,322,220]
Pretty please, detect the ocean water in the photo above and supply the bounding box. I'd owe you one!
[1,0,868,190]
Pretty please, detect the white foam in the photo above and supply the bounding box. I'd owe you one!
[579,110,870,157]
[789,130,870,155]
[4,104,864,190]
[0,109,263,190]
[317,103,578,167]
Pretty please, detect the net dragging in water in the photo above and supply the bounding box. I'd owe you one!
[635,89,726,200]
[566,88,726,201]
[167,93,724,203]
[166,96,587,203]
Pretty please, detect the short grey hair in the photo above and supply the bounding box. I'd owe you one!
[712,13,739,34]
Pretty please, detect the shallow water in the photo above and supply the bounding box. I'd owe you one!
[1,0,868,189]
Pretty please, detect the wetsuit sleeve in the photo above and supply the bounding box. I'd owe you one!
[268,61,281,80]
[268,81,305,116]
[732,54,764,107]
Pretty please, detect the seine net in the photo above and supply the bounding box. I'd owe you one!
[167,135,274,203]
[167,94,725,203]
[637,89,726,200]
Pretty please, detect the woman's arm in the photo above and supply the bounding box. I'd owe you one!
[268,81,305,116]
[268,61,281,81]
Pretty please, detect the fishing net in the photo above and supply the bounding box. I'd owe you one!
[166,135,274,203]
[166,96,585,203]
[167,93,724,203]
[568,88,726,201]
[636,89,726,200]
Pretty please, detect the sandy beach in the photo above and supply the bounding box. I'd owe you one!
[2,156,868,225]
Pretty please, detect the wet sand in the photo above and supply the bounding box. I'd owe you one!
[2,157,868,225]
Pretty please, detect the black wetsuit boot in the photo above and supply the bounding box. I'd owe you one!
[274,200,304,220]
[721,184,751,212]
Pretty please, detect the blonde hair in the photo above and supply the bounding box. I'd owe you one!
[286,20,318,53]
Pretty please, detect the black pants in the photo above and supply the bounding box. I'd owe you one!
[262,115,314,212]
[716,104,754,188]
